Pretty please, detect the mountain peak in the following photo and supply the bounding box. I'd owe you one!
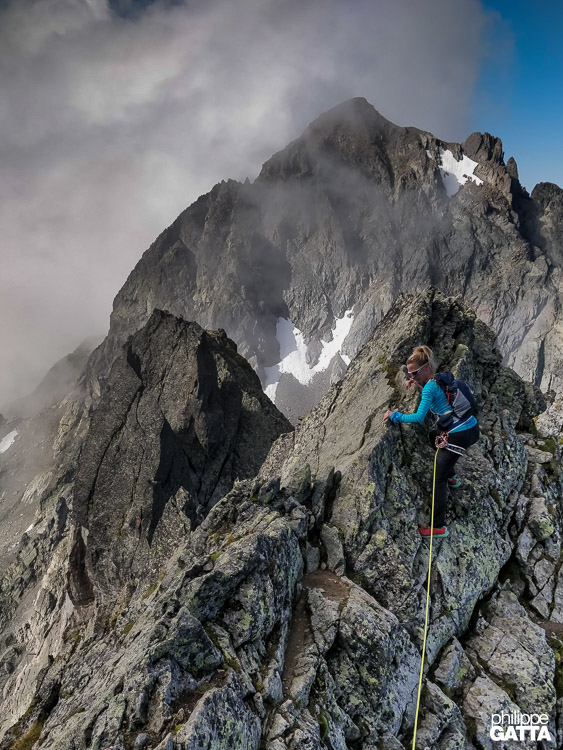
[258,98,409,183]
[305,96,397,134]
[84,97,563,426]
[462,131,504,165]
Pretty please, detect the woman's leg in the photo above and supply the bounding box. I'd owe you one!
[433,426,480,526]
[433,448,459,527]
[448,425,480,452]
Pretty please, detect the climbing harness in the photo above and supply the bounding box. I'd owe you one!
[435,432,449,450]
[445,443,466,456]
[435,432,466,455]
[411,449,439,750]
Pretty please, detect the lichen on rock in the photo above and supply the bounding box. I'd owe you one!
[1,289,562,750]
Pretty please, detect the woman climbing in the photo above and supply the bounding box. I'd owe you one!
[383,345,479,538]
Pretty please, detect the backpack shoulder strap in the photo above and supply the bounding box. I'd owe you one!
[434,371,454,388]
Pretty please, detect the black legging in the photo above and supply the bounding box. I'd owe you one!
[427,425,480,527]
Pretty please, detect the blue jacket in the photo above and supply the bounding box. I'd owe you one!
[391,379,477,433]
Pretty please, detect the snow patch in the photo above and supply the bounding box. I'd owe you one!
[435,147,483,197]
[264,382,279,401]
[264,310,354,400]
[314,309,354,372]
[25,524,34,533]
[0,430,18,454]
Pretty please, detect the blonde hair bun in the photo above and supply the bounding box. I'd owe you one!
[407,345,437,371]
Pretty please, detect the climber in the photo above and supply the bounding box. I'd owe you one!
[382,345,479,538]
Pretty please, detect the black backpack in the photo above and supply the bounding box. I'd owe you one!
[434,372,478,431]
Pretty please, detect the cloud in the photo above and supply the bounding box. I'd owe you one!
[0,0,489,405]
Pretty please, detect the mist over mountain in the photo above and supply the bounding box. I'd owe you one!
[0,0,492,409]
[2,337,102,419]
[87,97,563,426]
[1,99,563,749]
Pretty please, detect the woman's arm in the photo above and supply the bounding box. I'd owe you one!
[388,382,436,424]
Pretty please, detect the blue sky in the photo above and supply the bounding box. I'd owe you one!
[476,0,563,191]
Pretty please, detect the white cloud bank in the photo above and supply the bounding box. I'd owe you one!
[0,0,494,404]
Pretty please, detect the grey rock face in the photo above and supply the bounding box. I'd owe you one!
[260,289,562,747]
[466,592,556,728]
[84,97,563,421]
[70,309,291,604]
[1,290,561,750]
[0,311,292,742]
[433,637,476,700]
[463,676,523,750]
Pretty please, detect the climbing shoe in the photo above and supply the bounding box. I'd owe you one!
[448,476,461,488]
[418,526,449,538]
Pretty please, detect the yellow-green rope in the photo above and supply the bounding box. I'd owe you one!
[411,448,439,750]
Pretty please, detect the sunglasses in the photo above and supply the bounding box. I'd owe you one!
[405,364,425,379]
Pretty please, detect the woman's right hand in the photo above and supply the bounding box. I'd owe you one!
[406,377,422,391]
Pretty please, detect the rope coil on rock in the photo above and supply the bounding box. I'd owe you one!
[411,449,439,750]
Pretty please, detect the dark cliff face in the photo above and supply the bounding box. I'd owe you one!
[86,98,563,423]
[1,290,562,750]
[0,309,292,731]
[69,310,292,604]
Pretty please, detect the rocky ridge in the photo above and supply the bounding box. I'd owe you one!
[0,310,290,736]
[84,97,563,426]
[1,289,562,750]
